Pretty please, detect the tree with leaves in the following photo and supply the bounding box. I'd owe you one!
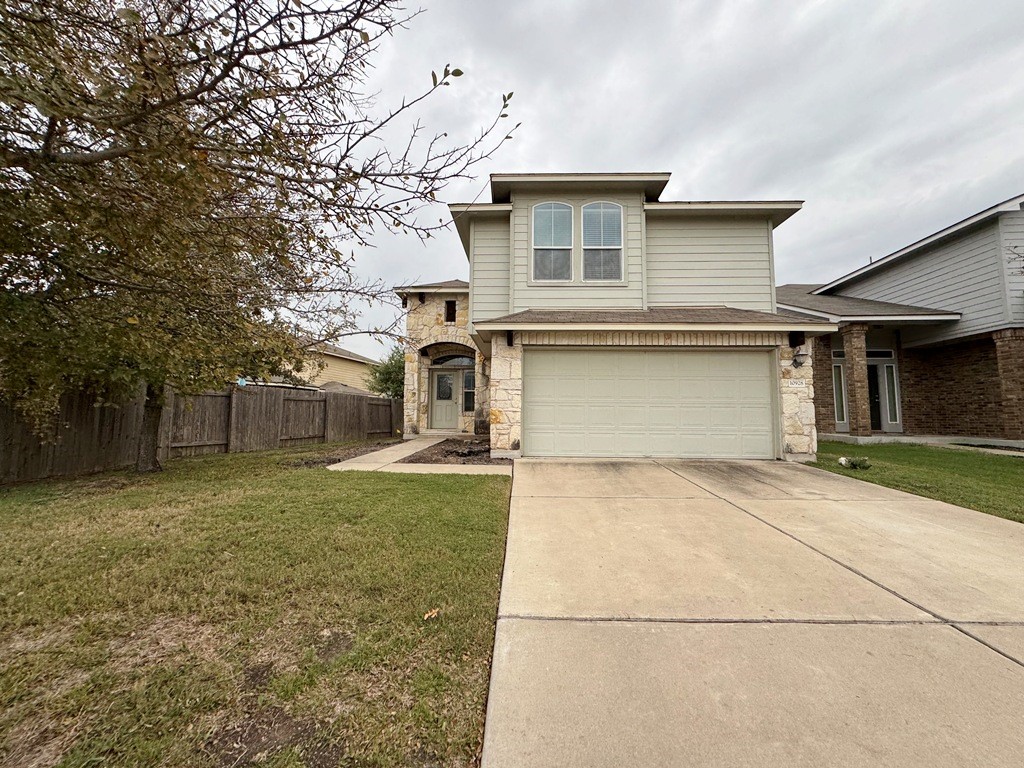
[365,345,404,400]
[0,0,515,469]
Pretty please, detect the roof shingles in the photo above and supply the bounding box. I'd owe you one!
[776,284,959,319]
[476,306,830,326]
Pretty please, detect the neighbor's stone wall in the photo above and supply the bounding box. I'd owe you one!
[488,330,818,459]
[402,292,487,435]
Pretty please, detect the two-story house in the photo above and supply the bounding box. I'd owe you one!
[779,193,1024,444]
[398,173,834,460]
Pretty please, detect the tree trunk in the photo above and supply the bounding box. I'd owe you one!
[135,383,164,472]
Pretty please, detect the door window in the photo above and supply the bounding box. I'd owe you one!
[436,373,453,400]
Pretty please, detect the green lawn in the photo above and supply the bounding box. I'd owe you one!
[0,443,511,767]
[813,441,1024,524]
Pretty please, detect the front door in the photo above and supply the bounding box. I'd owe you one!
[867,355,903,433]
[868,364,882,431]
[429,370,458,430]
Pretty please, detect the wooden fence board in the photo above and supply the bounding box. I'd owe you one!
[2,386,401,484]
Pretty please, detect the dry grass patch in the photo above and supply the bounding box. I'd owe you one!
[0,442,511,767]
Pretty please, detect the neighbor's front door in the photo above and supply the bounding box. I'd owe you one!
[429,370,458,430]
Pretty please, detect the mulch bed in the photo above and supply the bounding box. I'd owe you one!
[399,438,512,465]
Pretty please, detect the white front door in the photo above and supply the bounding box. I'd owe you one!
[429,370,459,429]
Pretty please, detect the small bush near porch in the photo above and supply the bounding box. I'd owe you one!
[814,441,1024,524]
[0,443,511,767]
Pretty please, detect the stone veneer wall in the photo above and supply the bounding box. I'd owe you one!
[488,330,817,459]
[402,293,488,435]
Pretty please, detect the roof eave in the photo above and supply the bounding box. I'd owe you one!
[776,303,961,325]
[394,285,469,296]
[489,172,672,203]
[644,201,803,227]
[447,203,513,257]
[472,321,837,340]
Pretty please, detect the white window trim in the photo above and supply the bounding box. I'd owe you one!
[531,201,574,283]
[581,201,624,283]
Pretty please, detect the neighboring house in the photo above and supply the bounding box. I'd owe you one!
[306,343,378,395]
[398,172,834,460]
[779,193,1024,443]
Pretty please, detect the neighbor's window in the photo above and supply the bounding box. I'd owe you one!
[582,202,623,281]
[533,202,572,281]
[832,364,847,423]
[463,370,475,413]
[444,299,457,323]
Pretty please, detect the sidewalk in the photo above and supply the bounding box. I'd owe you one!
[326,436,512,475]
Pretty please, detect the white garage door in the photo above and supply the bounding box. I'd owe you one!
[522,348,776,458]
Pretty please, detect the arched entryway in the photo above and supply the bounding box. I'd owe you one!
[419,342,477,430]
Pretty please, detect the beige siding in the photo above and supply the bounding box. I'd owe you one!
[645,216,774,311]
[510,191,644,310]
[1001,211,1024,323]
[470,216,511,322]
[309,355,373,389]
[840,221,1009,346]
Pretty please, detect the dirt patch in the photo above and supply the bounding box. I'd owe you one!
[398,439,511,466]
[108,616,222,673]
[242,661,274,690]
[207,708,343,768]
[315,628,354,661]
[292,440,401,468]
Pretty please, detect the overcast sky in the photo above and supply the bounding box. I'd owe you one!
[341,0,1024,360]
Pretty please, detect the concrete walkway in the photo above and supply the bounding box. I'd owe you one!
[483,459,1024,767]
[325,436,512,475]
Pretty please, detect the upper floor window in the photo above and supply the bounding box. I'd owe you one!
[444,299,457,323]
[582,202,623,281]
[533,202,572,281]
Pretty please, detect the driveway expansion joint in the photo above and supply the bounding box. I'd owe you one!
[653,460,1024,670]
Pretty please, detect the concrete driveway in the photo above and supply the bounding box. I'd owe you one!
[483,459,1024,767]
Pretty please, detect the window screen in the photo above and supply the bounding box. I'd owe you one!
[533,203,572,280]
[582,202,622,280]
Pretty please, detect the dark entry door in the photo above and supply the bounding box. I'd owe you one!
[867,364,882,430]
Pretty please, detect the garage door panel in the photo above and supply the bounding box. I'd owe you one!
[615,406,647,428]
[740,405,772,428]
[587,378,622,399]
[523,349,775,459]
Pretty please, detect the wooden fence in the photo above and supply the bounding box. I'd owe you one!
[1,385,402,485]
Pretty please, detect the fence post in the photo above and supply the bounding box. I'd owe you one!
[157,387,175,463]
[391,399,403,437]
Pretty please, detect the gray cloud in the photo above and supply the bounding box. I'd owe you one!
[340,0,1024,359]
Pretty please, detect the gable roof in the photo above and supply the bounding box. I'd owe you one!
[317,343,379,365]
[814,192,1024,294]
[777,284,961,323]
